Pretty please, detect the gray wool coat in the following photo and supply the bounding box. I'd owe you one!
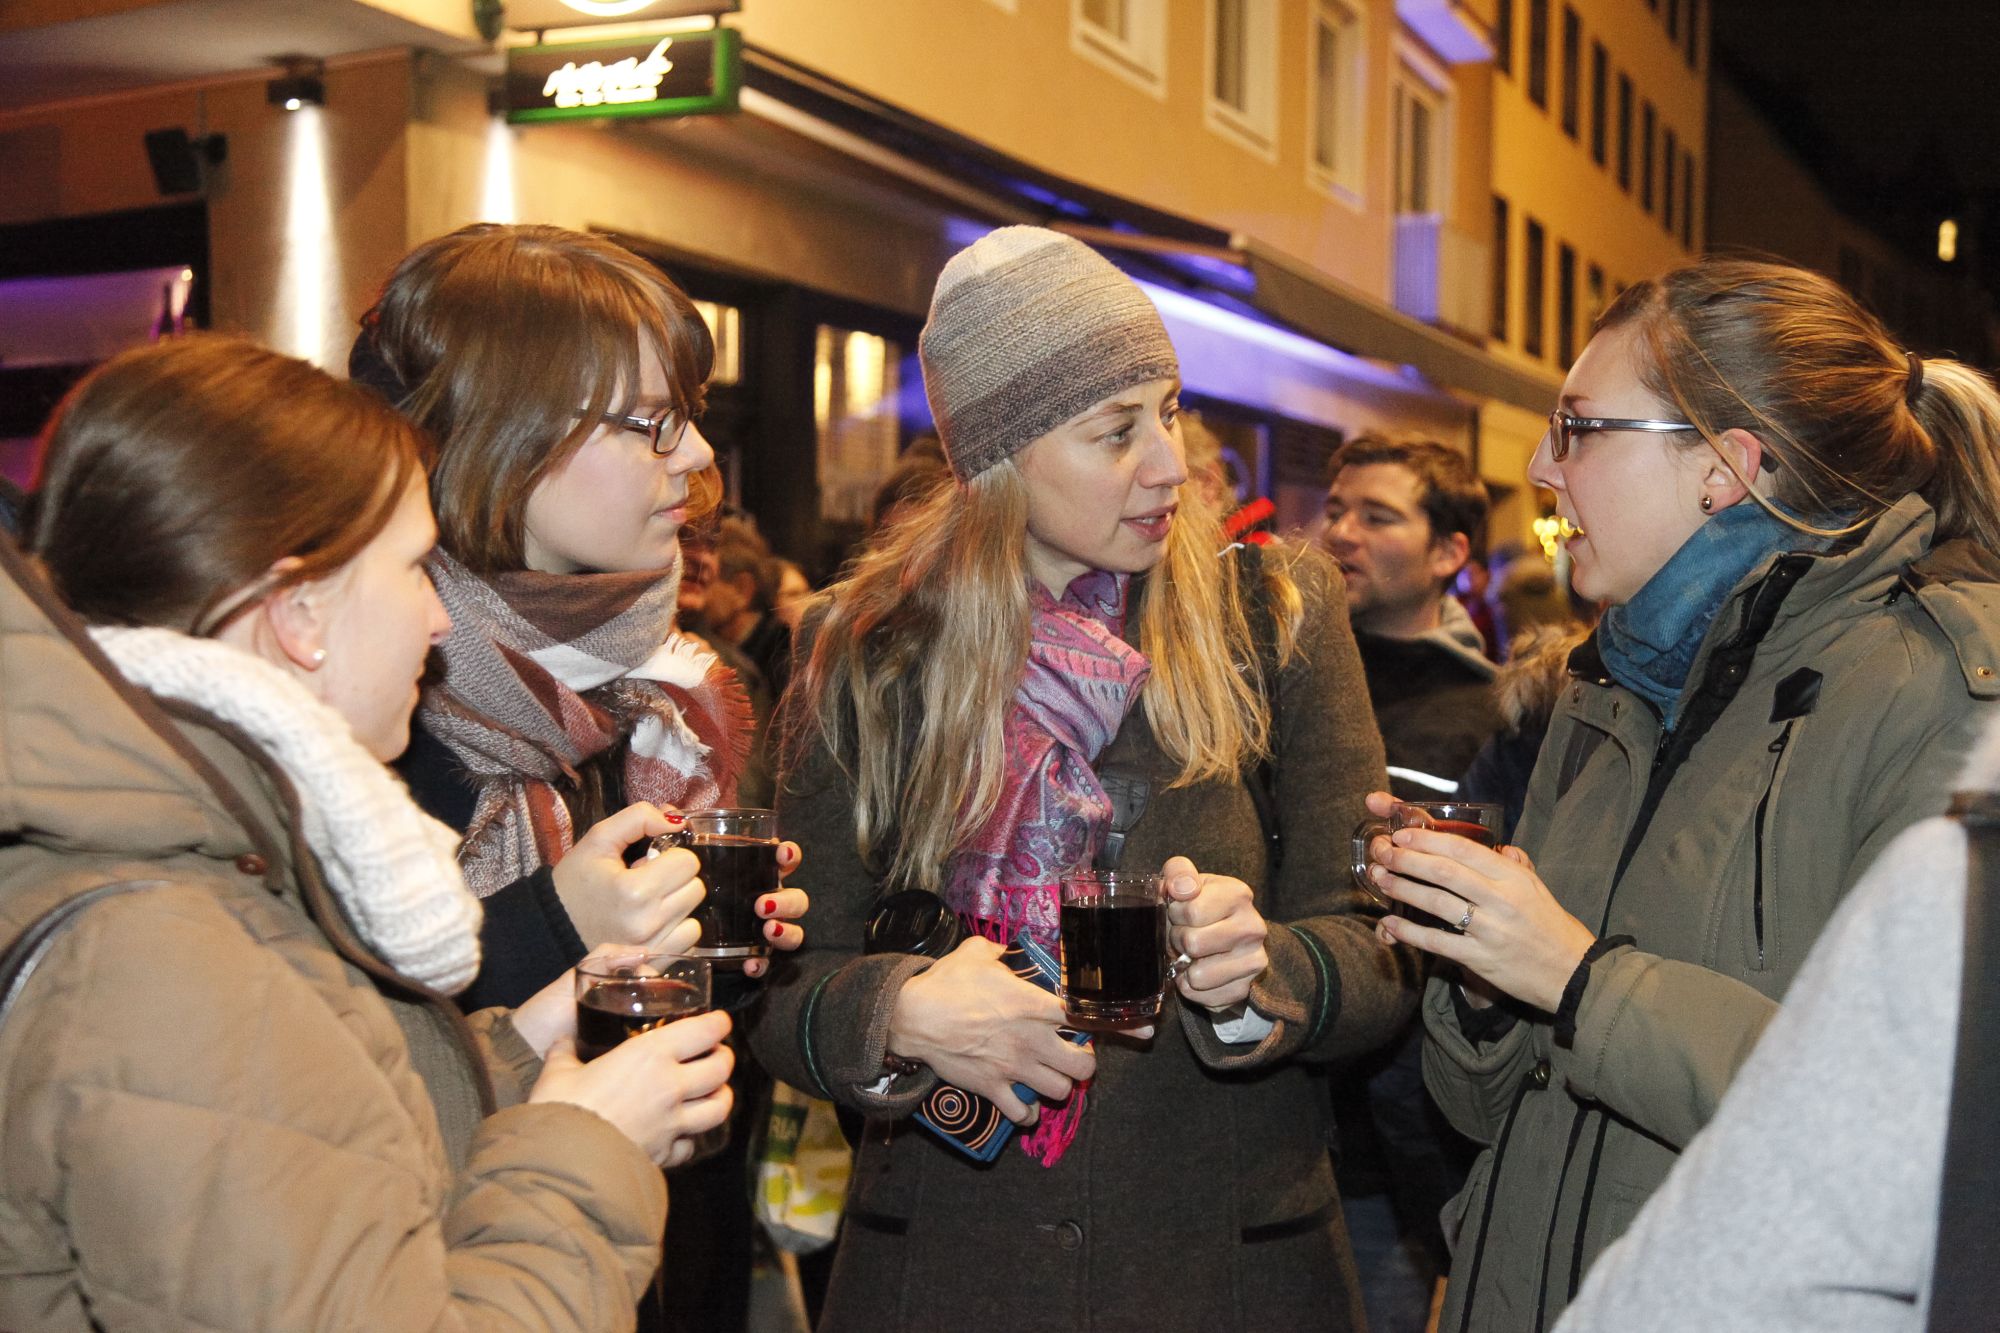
[748,547,1418,1333]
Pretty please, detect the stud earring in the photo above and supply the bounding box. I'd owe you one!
[1700,495,1714,513]
[310,648,327,666]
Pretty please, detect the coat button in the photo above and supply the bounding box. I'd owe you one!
[234,853,268,876]
[1055,1220,1084,1251]
[1530,1059,1551,1090]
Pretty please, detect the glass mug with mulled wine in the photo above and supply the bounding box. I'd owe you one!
[573,950,728,1164]
[1351,800,1505,932]
[651,807,782,967]
[1057,870,1189,1028]
[574,951,713,1063]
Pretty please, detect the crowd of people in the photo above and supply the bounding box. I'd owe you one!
[1,218,1997,1333]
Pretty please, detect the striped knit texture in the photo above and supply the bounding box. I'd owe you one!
[89,626,484,994]
[920,227,1180,481]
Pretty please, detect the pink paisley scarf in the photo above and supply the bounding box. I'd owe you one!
[942,568,1150,1165]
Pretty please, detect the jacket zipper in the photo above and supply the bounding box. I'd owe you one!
[1752,722,1796,970]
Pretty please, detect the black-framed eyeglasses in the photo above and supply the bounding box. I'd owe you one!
[1544,409,1695,462]
[598,407,688,457]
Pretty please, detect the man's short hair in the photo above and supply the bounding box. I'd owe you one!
[1328,434,1490,559]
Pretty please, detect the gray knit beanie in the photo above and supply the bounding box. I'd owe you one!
[919,226,1180,482]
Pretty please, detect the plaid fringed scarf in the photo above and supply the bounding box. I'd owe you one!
[943,568,1150,1167]
[420,548,753,897]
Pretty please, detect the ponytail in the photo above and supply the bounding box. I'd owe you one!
[1910,358,2000,552]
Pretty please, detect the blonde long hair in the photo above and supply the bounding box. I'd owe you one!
[788,460,1303,893]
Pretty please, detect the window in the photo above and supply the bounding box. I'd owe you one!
[1526,0,1548,109]
[1524,217,1546,360]
[1207,0,1277,157]
[1309,1,1367,204]
[1072,0,1168,96]
[691,301,741,385]
[1586,262,1606,331]
[1492,195,1511,342]
[1685,0,1701,68]
[1640,100,1656,213]
[1557,242,1577,366]
[1589,42,1607,165]
[1559,8,1580,139]
[1616,73,1633,191]
[1393,53,1449,215]
[1495,0,1513,75]
[1683,153,1697,248]
[1662,129,1678,233]
[815,325,905,523]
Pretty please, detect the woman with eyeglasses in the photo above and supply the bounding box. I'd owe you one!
[1355,259,2000,1331]
[3,335,733,1329]
[351,223,807,1332]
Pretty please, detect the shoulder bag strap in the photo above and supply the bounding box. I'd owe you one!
[0,880,168,1029]
[1237,543,1284,873]
[1929,792,2000,1331]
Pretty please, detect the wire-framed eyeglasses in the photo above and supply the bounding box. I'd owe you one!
[1544,409,1696,462]
[596,407,688,457]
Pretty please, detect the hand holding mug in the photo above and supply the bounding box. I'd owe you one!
[747,841,809,978]
[1358,790,1595,1013]
[1161,856,1269,1011]
[551,803,706,954]
[530,954,734,1168]
[890,937,1098,1125]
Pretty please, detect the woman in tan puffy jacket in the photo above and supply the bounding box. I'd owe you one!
[0,335,733,1331]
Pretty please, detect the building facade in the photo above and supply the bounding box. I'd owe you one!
[6,0,1713,565]
[1479,0,1707,551]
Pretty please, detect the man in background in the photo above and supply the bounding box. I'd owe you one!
[1323,435,1501,799]
[1322,434,1501,1332]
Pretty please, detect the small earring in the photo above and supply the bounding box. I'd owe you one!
[310,648,327,666]
[1700,495,1714,512]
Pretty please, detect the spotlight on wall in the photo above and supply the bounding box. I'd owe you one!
[266,57,326,112]
[143,128,229,196]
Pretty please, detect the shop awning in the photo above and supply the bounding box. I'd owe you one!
[740,45,1563,416]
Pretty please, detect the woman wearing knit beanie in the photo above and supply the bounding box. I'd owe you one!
[755,226,1412,1330]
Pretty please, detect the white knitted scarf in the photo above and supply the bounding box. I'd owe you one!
[90,626,484,994]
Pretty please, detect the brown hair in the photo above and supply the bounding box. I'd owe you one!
[363,223,717,571]
[1599,259,2000,549]
[29,334,423,634]
[1329,434,1491,558]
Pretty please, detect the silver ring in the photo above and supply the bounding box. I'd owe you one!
[1456,903,1475,932]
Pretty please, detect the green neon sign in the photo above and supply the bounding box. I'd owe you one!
[504,26,741,125]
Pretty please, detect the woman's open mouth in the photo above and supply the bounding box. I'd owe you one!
[1123,506,1177,542]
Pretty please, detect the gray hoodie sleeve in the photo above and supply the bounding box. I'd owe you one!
[1555,815,1959,1333]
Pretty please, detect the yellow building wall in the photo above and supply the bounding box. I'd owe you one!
[0,53,414,368]
[734,0,1494,304]
[1488,0,1703,378]
[1480,0,1704,550]
[404,59,960,317]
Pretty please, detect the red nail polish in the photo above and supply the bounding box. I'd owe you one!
[758,896,776,917]
[664,812,686,825]
[767,920,782,937]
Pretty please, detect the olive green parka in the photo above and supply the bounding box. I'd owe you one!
[1424,495,2000,1332]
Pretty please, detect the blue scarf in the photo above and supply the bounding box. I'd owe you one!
[1598,503,1833,731]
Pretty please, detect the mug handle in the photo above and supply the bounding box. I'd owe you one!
[1351,817,1393,906]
